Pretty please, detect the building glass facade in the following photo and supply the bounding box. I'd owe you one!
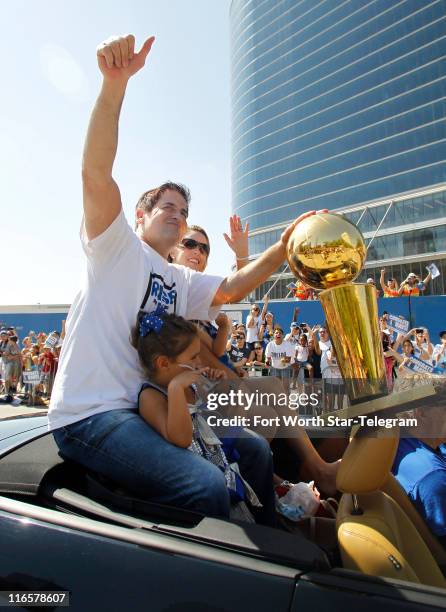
[230,0,446,298]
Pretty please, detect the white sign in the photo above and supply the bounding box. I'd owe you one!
[22,370,41,385]
[404,356,434,374]
[387,314,410,335]
[426,263,440,279]
[44,333,59,348]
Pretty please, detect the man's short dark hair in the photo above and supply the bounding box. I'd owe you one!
[135,182,191,216]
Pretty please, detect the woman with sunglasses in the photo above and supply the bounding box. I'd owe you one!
[169,220,249,377]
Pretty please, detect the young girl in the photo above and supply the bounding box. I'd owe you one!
[131,309,263,522]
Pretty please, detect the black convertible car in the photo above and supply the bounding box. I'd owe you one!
[0,414,445,611]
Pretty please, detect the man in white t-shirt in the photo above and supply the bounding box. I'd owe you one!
[265,327,295,392]
[49,33,324,524]
[284,322,301,345]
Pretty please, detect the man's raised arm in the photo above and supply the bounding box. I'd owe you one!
[82,35,154,240]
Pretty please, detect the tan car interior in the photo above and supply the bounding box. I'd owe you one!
[336,427,446,588]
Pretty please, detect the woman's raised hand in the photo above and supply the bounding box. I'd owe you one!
[223,214,249,258]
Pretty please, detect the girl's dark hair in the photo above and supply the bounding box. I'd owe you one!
[131,312,198,376]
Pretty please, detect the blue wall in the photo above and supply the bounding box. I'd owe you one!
[225,296,446,343]
[0,313,67,342]
[2,297,444,347]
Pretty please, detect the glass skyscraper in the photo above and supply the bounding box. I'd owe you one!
[230,0,446,298]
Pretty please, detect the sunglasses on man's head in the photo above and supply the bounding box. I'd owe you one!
[181,238,210,256]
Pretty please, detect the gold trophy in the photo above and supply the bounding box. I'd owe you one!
[287,212,434,417]
[287,212,385,404]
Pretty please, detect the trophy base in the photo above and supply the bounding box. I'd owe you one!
[349,390,388,406]
[320,383,436,425]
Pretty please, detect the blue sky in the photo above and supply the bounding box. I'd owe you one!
[2,0,233,304]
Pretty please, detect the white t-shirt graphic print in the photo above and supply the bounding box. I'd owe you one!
[265,340,295,369]
[48,211,223,430]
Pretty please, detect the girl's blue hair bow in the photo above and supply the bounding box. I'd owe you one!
[139,305,167,337]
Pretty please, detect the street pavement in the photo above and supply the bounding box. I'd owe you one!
[0,401,48,420]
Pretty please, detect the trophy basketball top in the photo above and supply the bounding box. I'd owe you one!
[286,212,367,290]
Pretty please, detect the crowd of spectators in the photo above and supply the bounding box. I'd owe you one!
[220,302,446,414]
[2,298,444,414]
[290,266,434,300]
[0,324,64,405]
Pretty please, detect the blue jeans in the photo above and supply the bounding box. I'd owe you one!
[53,409,276,526]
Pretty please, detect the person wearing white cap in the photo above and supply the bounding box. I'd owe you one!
[399,270,432,296]
[366,277,380,298]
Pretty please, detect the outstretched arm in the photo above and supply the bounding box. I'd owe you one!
[83,35,155,240]
[292,306,300,323]
[212,210,326,305]
[422,270,432,288]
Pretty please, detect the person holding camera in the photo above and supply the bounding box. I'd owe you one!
[226,331,250,374]
[404,327,434,362]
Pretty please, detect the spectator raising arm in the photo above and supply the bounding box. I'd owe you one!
[423,270,433,288]
[380,269,387,294]
[260,295,269,321]
[83,35,155,241]
[292,306,300,323]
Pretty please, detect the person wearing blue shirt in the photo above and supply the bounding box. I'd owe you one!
[392,402,446,548]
